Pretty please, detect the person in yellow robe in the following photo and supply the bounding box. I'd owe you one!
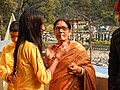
[10,7,68,90]
[0,21,19,90]
[45,19,96,90]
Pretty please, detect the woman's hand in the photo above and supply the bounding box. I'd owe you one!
[7,73,16,84]
[46,45,55,59]
[67,63,82,75]
[45,42,70,61]
[56,42,70,60]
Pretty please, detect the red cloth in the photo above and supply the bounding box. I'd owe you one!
[114,0,120,13]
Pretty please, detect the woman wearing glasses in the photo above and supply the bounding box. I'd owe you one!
[44,19,96,90]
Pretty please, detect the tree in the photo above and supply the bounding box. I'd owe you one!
[0,0,18,23]
[0,0,18,39]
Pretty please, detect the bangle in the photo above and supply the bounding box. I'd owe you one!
[48,68,52,75]
[5,74,8,82]
[81,68,85,76]
[48,68,53,79]
[6,74,10,82]
[76,67,85,76]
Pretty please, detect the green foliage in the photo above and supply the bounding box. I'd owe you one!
[0,0,116,37]
[43,41,50,49]
[1,0,115,25]
[0,0,18,23]
[93,40,110,45]
[46,24,54,34]
[0,0,18,38]
[84,26,89,30]
[85,37,95,44]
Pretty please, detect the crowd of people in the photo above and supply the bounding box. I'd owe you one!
[0,1,120,89]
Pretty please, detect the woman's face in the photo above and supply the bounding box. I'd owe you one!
[54,21,70,41]
[10,31,19,44]
[40,24,45,32]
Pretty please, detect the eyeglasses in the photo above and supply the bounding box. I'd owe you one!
[55,26,69,31]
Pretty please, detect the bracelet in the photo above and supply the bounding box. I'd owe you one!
[5,74,8,82]
[6,74,10,82]
[48,68,53,79]
[81,68,85,76]
[48,68,52,75]
[76,67,85,76]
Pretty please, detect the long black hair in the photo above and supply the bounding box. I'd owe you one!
[13,7,44,75]
[10,21,19,32]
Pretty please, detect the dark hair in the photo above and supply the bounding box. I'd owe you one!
[10,21,19,32]
[53,19,71,30]
[13,7,44,75]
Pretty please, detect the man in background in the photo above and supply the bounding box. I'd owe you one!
[108,1,120,90]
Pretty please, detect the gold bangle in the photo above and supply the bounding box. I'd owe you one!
[6,74,10,82]
[76,67,85,76]
[5,74,8,81]
[81,68,85,76]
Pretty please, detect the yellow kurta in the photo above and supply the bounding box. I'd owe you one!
[47,41,96,90]
[14,41,51,90]
[0,42,15,90]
